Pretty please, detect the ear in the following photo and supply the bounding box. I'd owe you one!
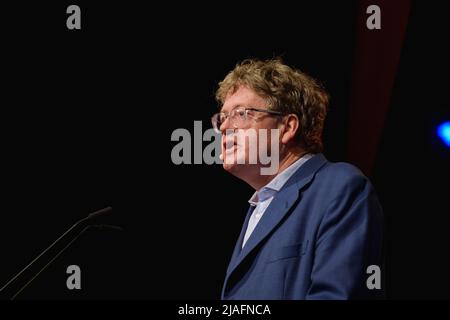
[280,114,300,144]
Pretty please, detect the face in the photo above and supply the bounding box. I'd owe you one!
[219,85,283,180]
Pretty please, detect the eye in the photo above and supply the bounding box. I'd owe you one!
[236,109,246,117]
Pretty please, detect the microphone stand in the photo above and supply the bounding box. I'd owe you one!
[0,206,119,300]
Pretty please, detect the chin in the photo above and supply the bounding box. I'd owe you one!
[223,162,239,174]
[222,152,244,173]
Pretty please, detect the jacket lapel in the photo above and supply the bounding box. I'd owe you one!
[226,205,255,275]
[225,154,328,278]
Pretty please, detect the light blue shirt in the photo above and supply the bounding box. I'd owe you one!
[242,154,314,248]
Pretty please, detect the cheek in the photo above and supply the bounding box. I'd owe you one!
[260,128,279,143]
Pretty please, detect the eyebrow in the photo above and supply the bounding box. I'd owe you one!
[220,104,243,113]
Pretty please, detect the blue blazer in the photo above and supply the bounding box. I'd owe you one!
[222,154,384,300]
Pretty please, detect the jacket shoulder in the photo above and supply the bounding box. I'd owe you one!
[314,160,372,195]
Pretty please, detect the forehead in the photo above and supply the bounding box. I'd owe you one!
[221,85,267,112]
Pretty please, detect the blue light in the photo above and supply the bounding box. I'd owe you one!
[437,121,450,147]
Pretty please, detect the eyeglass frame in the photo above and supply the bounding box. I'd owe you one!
[211,106,286,133]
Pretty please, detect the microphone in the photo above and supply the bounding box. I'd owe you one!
[0,206,121,300]
[87,206,113,221]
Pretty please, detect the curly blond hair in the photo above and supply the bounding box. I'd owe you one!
[216,58,329,153]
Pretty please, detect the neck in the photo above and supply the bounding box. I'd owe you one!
[249,147,308,190]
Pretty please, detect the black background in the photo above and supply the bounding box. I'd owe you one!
[1,1,449,300]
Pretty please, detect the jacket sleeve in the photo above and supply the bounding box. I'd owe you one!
[306,174,384,299]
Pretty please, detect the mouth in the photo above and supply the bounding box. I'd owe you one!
[223,136,238,152]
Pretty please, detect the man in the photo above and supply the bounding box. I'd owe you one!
[212,58,384,299]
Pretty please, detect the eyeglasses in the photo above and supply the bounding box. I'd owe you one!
[211,107,285,133]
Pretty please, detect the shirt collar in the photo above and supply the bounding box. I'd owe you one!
[248,153,314,206]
